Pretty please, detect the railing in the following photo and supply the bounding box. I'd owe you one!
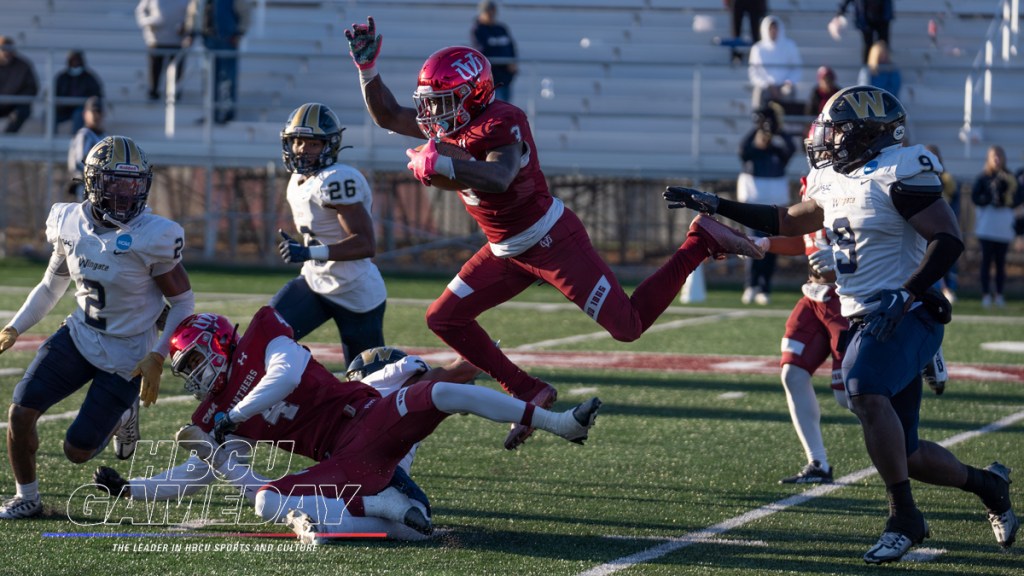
[961,0,1020,155]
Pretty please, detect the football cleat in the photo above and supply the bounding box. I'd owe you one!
[687,215,764,260]
[504,382,558,450]
[363,487,433,536]
[559,397,602,445]
[984,462,1018,548]
[0,494,42,520]
[863,513,930,564]
[779,461,834,484]
[922,347,948,396]
[113,397,140,460]
[284,509,327,545]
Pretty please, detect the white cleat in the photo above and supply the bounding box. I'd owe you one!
[363,487,433,535]
[113,397,140,460]
[0,495,42,520]
[559,398,602,445]
[284,509,326,545]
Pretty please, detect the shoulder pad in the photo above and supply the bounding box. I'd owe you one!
[890,172,943,196]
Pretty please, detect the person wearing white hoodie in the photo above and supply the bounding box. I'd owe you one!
[748,15,803,109]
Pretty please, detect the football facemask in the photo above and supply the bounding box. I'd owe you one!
[84,135,153,224]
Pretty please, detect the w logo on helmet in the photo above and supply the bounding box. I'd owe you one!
[451,52,485,81]
[843,90,887,119]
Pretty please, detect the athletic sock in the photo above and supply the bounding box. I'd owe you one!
[16,480,39,501]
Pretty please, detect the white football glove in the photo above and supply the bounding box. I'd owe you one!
[808,245,836,274]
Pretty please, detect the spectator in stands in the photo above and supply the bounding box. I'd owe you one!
[184,0,250,124]
[66,96,105,201]
[857,40,900,98]
[737,102,795,305]
[837,0,893,65]
[805,66,840,117]
[926,144,960,303]
[471,0,517,103]
[972,145,1019,309]
[0,36,39,134]
[136,0,190,102]
[748,16,802,110]
[726,0,768,64]
[54,50,104,134]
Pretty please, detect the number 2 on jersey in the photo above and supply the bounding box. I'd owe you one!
[83,278,107,330]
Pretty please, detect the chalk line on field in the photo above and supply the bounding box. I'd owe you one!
[577,409,1024,576]
[0,395,196,429]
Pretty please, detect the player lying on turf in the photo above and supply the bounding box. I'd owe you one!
[94,307,601,543]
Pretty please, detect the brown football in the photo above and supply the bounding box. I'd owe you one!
[414,141,474,191]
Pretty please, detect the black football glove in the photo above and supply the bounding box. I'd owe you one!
[664,186,720,214]
[212,412,238,444]
[94,466,129,499]
[863,288,912,343]
[278,230,311,264]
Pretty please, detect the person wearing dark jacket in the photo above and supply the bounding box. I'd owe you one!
[838,0,894,64]
[54,50,104,134]
[737,103,795,305]
[471,0,517,102]
[0,36,38,134]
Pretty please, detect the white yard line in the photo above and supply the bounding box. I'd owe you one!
[513,311,753,350]
[577,409,1024,576]
[0,395,196,429]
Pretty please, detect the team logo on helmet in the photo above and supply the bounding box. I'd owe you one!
[345,346,408,381]
[450,52,486,81]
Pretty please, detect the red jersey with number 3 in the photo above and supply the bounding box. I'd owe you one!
[441,100,553,243]
[190,306,380,461]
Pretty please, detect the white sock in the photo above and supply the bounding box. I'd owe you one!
[431,382,526,423]
[781,364,829,470]
[16,480,39,500]
[528,407,574,437]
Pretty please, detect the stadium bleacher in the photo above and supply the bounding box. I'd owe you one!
[0,0,1021,182]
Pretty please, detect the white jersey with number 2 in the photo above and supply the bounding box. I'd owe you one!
[46,203,183,378]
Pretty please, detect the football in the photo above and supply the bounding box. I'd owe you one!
[414,141,474,191]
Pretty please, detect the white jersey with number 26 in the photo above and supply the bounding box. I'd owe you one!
[46,203,183,378]
[805,144,943,318]
[286,164,386,313]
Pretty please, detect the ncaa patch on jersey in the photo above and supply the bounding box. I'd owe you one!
[115,234,133,253]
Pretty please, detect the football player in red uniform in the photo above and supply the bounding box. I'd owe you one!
[344,17,763,450]
[750,178,850,485]
[96,307,601,542]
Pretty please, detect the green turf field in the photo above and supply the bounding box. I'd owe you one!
[0,258,1022,576]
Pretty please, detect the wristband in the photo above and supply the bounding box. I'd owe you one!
[308,245,330,261]
[358,65,379,88]
[434,155,455,179]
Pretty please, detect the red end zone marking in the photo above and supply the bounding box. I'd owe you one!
[10,337,1023,383]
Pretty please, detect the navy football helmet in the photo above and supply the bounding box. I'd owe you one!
[281,102,345,175]
[806,86,906,174]
[84,135,153,224]
[346,346,409,381]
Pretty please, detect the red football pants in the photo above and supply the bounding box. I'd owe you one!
[426,208,708,398]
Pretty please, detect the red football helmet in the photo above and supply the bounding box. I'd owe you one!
[169,313,238,399]
[414,46,495,139]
